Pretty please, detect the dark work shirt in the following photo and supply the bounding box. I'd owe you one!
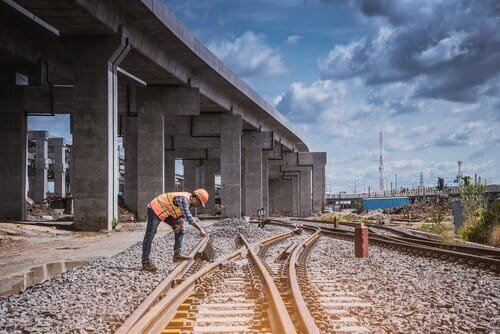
[173,196,196,226]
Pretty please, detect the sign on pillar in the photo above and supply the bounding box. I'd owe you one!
[354,223,369,257]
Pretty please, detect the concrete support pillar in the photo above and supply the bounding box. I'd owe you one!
[262,151,269,216]
[203,159,217,215]
[0,86,26,220]
[48,138,67,198]
[220,115,242,217]
[183,160,197,192]
[164,151,176,192]
[195,163,206,189]
[136,98,165,221]
[283,173,300,216]
[66,36,128,230]
[299,152,327,214]
[299,169,313,216]
[123,116,138,214]
[28,131,48,203]
[242,132,263,217]
[269,178,293,215]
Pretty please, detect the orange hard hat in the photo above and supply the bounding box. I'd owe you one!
[193,188,209,207]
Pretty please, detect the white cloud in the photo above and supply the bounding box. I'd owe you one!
[286,35,301,45]
[415,31,469,67]
[208,31,286,77]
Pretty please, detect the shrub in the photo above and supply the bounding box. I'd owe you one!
[458,183,493,243]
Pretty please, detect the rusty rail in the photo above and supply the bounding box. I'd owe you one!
[122,229,298,333]
[288,228,321,334]
[240,234,298,334]
[115,235,210,334]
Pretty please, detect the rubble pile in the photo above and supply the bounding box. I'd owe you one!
[118,206,135,223]
[26,203,65,222]
[386,195,452,220]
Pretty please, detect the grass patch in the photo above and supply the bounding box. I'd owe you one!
[418,222,455,242]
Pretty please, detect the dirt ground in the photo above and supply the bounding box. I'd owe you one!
[0,221,210,280]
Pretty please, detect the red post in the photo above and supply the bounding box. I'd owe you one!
[355,223,369,257]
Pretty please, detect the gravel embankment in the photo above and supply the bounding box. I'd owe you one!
[308,237,500,333]
[0,219,287,333]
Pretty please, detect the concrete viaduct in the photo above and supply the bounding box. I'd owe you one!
[0,0,327,231]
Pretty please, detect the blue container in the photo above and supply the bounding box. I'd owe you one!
[362,197,409,211]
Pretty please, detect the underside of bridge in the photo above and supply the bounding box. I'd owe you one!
[0,0,327,231]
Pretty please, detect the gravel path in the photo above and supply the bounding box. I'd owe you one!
[308,237,500,333]
[0,220,287,333]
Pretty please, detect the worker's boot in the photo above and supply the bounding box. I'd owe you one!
[173,252,191,262]
[142,260,157,272]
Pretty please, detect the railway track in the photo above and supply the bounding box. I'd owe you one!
[305,219,500,259]
[117,229,300,334]
[266,219,500,273]
[115,219,498,334]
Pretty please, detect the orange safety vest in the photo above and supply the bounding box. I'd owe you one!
[150,192,192,221]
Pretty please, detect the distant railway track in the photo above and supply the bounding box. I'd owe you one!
[265,219,500,273]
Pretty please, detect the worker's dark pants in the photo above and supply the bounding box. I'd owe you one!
[142,206,184,262]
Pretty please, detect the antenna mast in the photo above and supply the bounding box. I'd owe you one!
[379,131,384,191]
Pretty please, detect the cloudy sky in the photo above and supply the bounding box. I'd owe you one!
[161,0,500,192]
[28,0,499,192]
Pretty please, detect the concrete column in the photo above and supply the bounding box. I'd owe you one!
[48,138,67,197]
[195,163,206,189]
[123,116,138,214]
[136,97,165,221]
[242,132,263,217]
[183,160,197,192]
[269,178,293,215]
[299,169,313,216]
[28,131,48,203]
[220,115,242,217]
[66,36,128,230]
[0,86,26,220]
[283,173,300,216]
[203,159,217,215]
[164,151,176,192]
[262,151,269,216]
[299,152,327,214]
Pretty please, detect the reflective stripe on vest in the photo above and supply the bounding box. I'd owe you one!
[150,192,191,221]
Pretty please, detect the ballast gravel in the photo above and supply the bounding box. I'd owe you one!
[308,237,499,333]
[0,219,287,333]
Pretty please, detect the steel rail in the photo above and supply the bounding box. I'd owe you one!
[240,234,298,334]
[265,219,499,273]
[341,222,500,257]
[288,229,321,334]
[115,235,210,334]
[124,229,298,333]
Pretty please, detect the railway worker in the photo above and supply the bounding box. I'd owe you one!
[141,189,209,272]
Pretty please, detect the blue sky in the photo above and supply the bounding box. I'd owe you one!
[29,0,500,193]
[163,0,500,192]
